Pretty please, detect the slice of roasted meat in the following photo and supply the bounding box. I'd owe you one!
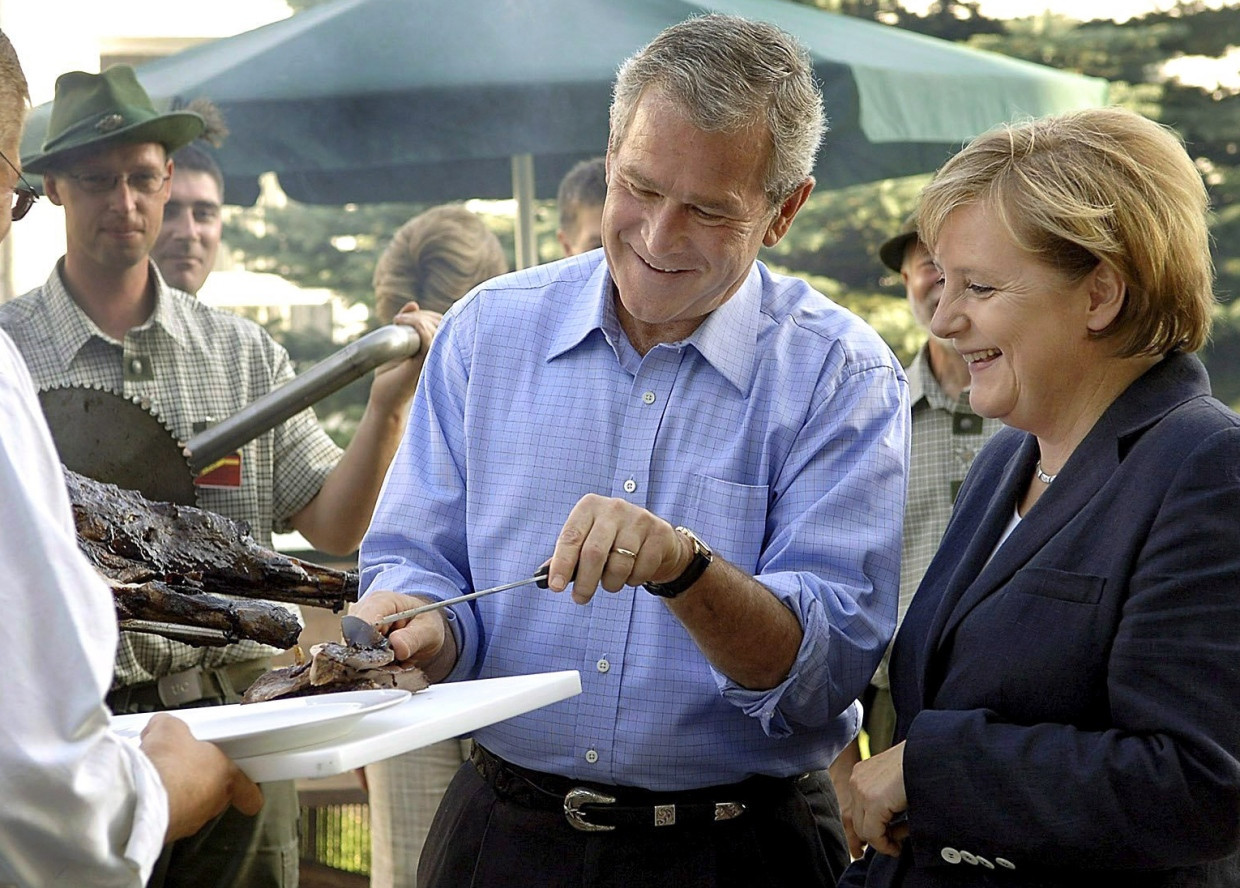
[242,641,429,703]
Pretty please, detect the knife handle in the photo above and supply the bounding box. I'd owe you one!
[533,562,581,588]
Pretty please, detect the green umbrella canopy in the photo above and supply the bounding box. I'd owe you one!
[21,0,1107,207]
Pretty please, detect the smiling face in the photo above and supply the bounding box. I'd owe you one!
[151,168,223,295]
[602,88,810,352]
[930,202,1116,438]
[45,141,171,276]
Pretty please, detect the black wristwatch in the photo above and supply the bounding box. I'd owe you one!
[644,526,713,598]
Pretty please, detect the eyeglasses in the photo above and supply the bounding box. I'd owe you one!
[62,169,170,195]
[0,147,39,221]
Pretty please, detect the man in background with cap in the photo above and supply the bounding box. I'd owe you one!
[0,65,434,888]
[829,216,1001,857]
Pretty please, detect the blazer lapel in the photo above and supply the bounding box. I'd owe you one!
[925,353,1209,662]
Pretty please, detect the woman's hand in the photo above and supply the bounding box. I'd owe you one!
[849,740,910,857]
[369,300,443,412]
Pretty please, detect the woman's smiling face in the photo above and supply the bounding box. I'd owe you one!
[929,202,1102,436]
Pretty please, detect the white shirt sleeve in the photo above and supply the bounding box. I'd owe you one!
[0,333,169,888]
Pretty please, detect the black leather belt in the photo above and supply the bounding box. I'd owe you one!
[471,743,799,833]
[106,658,272,713]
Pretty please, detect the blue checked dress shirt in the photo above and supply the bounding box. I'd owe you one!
[360,251,908,790]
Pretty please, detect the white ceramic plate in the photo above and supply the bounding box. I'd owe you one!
[110,688,411,758]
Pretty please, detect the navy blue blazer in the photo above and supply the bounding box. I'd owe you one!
[842,353,1240,887]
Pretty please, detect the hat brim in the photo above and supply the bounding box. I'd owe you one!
[23,111,204,175]
[878,230,919,275]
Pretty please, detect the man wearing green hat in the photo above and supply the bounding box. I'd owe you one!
[829,216,1001,856]
[0,65,434,888]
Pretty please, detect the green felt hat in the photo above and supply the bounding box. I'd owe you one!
[23,66,204,174]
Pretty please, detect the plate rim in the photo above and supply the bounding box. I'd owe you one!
[110,687,412,755]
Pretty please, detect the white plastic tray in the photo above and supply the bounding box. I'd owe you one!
[231,670,581,782]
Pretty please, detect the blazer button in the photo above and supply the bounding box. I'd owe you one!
[995,857,1016,870]
[960,851,978,865]
[940,848,962,864]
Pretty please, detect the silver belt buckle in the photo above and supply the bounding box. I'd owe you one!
[564,787,617,832]
[157,668,205,707]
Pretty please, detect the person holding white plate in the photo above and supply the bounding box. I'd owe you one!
[0,30,262,888]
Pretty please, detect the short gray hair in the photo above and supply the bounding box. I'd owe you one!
[609,14,825,207]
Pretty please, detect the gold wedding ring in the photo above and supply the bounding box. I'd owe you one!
[612,547,638,559]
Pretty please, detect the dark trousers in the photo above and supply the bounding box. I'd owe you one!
[418,746,849,888]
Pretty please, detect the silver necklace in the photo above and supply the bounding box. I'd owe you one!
[1035,461,1057,485]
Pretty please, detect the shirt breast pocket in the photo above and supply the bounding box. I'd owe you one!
[681,474,769,573]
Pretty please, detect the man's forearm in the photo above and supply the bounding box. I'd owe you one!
[665,557,802,690]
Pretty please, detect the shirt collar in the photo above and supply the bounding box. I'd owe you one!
[146,263,192,348]
[547,255,760,395]
[906,342,962,411]
[906,342,934,406]
[42,260,190,371]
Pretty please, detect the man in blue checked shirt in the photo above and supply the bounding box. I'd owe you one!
[353,14,908,888]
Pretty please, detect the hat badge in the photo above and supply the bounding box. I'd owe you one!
[95,113,126,133]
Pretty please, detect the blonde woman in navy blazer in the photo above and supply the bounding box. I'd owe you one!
[841,107,1240,887]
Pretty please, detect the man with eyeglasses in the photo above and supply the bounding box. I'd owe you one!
[0,65,435,888]
[0,149,37,223]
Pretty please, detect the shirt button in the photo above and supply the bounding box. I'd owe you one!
[642,391,656,405]
[995,857,1016,870]
[129,358,143,374]
[960,851,978,865]
[940,848,962,864]
[977,856,994,870]
[596,658,610,673]
[584,749,599,764]
[623,479,637,494]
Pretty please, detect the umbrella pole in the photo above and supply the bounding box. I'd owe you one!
[511,153,537,270]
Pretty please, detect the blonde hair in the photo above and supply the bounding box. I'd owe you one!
[917,106,1213,356]
[373,204,508,324]
[0,31,29,149]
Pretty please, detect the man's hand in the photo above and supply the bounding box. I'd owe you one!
[829,738,866,859]
[547,493,691,604]
[348,590,457,681]
[849,740,909,857]
[369,300,443,412]
[139,714,264,843]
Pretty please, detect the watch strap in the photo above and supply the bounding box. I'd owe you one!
[643,526,712,599]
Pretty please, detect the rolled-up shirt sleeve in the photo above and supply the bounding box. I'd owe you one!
[718,357,908,736]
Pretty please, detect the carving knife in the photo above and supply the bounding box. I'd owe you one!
[341,563,561,648]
